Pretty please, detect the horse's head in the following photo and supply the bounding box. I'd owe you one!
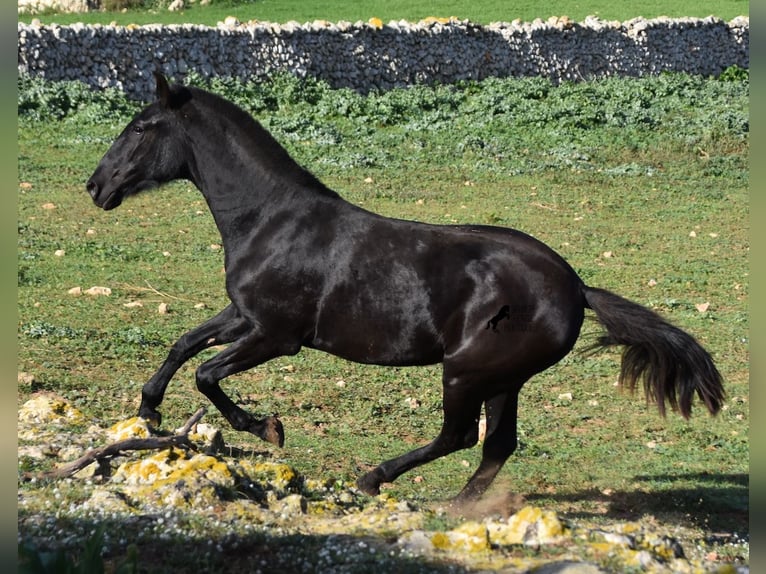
[86,72,192,210]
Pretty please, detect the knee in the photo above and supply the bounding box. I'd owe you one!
[437,427,478,452]
[195,366,217,393]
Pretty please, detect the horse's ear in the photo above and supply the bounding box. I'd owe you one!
[154,71,172,108]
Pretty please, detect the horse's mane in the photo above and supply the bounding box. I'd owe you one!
[185,84,339,198]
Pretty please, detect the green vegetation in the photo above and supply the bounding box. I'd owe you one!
[18,69,748,570]
[19,526,138,574]
[20,0,749,26]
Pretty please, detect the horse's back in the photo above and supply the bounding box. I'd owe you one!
[307,213,585,371]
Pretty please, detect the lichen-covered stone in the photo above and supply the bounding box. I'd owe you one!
[432,520,490,552]
[109,448,236,508]
[237,460,299,494]
[107,417,151,441]
[18,393,85,427]
[488,505,567,546]
[175,421,225,453]
[81,488,134,514]
[272,493,307,517]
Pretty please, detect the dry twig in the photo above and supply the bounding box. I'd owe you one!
[22,407,208,481]
[120,280,197,303]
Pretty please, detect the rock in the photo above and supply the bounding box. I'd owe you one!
[18,393,85,426]
[112,449,237,508]
[84,286,112,296]
[176,421,225,453]
[489,505,567,546]
[81,489,134,514]
[18,372,36,385]
[273,493,307,517]
[107,417,151,441]
[433,520,490,552]
[237,460,299,494]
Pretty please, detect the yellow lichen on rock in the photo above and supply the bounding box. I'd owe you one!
[432,520,491,552]
[112,448,184,485]
[107,417,151,441]
[113,448,233,487]
[18,393,85,426]
[238,460,298,491]
[177,422,225,453]
[111,448,237,509]
[488,505,566,546]
[429,531,451,550]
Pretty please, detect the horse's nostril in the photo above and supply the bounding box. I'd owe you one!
[86,179,98,199]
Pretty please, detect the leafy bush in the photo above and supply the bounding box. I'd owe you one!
[17,74,140,123]
[718,64,749,82]
[100,0,151,11]
[18,71,748,164]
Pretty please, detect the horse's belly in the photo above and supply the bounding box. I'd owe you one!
[309,307,443,367]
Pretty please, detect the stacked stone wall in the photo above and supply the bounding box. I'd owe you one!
[18,16,749,100]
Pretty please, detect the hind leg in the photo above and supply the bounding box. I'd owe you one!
[357,375,483,496]
[139,304,249,426]
[452,387,522,503]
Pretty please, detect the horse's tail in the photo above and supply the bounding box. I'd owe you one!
[582,285,724,418]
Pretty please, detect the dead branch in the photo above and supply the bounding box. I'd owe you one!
[22,407,208,482]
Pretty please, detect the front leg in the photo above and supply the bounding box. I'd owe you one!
[194,329,300,447]
[138,304,250,426]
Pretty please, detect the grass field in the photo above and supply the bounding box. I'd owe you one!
[17,68,749,570]
[19,0,749,26]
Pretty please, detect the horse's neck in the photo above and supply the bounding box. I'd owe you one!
[185,119,339,246]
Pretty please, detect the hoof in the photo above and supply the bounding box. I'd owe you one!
[138,408,162,429]
[259,416,285,447]
[356,468,385,496]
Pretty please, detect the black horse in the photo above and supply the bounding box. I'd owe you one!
[86,73,724,502]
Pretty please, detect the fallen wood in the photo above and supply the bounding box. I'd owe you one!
[22,407,208,481]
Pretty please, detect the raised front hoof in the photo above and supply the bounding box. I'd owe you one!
[250,416,285,447]
[356,468,385,496]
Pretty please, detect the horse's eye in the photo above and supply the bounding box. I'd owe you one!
[132,125,145,135]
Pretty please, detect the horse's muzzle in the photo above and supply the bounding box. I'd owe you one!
[86,178,119,210]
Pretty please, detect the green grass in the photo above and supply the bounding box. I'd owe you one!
[19,0,749,26]
[17,72,749,569]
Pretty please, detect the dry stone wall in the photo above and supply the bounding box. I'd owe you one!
[18,15,749,100]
